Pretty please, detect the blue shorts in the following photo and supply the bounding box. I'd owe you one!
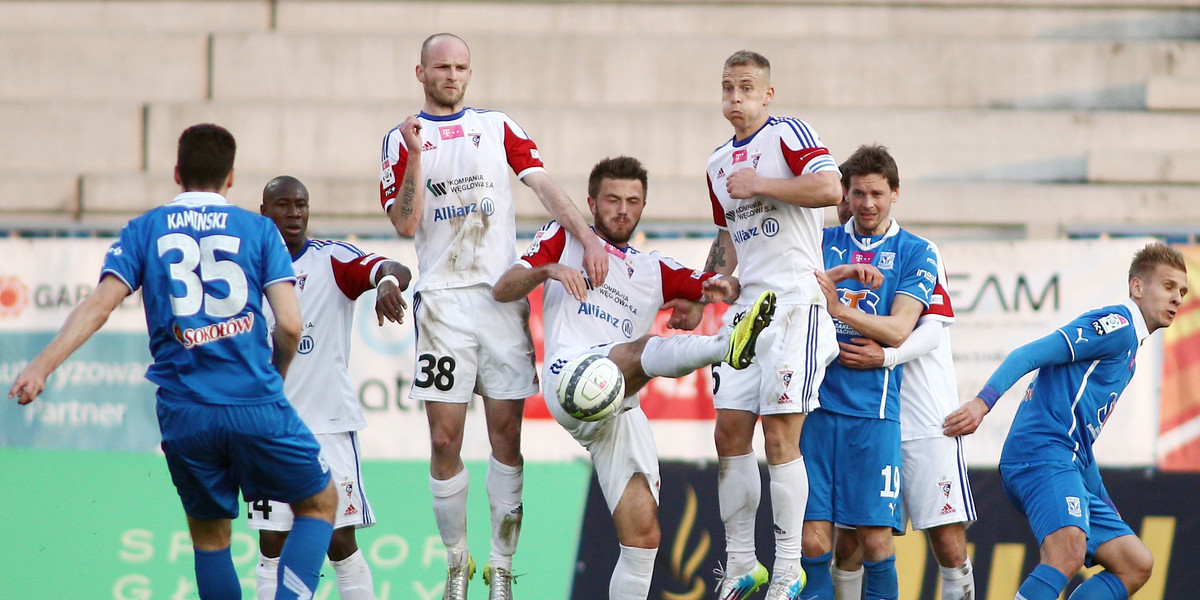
[157,393,331,520]
[999,460,1133,565]
[801,409,903,530]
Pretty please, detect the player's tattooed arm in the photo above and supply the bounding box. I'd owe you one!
[388,115,424,238]
[494,263,587,303]
[704,230,738,276]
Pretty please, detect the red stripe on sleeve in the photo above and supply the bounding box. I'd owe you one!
[780,140,831,176]
[922,280,955,319]
[521,223,568,268]
[504,122,545,174]
[380,143,407,209]
[660,261,715,304]
[331,254,387,300]
[708,176,727,228]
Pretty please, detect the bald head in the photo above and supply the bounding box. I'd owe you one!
[420,33,470,67]
[262,175,307,202]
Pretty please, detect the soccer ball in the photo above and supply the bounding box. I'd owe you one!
[555,353,626,422]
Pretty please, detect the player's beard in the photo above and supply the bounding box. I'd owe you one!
[426,81,466,111]
[595,217,635,247]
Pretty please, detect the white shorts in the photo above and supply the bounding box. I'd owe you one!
[543,344,660,514]
[247,431,375,531]
[900,436,977,532]
[411,286,539,403]
[712,302,837,415]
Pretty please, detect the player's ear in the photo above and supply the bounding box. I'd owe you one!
[586,196,598,218]
[173,166,182,187]
[764,85,774,106]
[225,168,235,190]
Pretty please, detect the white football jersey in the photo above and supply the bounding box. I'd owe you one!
[519,221,714,359]
[271,239,386,434]
[708,116,839,305]
[380,107,546,293]
[899,240,959,441]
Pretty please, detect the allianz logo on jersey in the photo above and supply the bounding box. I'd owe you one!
[432,197,497,222]
[731,217,780,243]
[577,302,635,338]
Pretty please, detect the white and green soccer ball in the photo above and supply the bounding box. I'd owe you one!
[555,353,626,422]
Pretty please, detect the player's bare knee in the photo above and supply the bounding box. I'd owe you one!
[802,522,833,557]
[859,528,895,562]
[1040,527,1086,574]
[429,428,465,459]
[258,530,287,558]
[292,480,338,522]
[327,526,359,562]
[928,524,968,567]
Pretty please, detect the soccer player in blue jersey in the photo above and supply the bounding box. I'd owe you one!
[9,124,337,600]
[944,243,1188,600]
[800,145,937,600]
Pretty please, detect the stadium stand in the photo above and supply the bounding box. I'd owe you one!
[0,0,1197,240]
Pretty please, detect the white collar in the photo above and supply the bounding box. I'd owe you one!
[1122,298,1151,343]
[842,217,901,251]
[170,191,230,207]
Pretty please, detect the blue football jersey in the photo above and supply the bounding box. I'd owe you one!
[820,220,937,421]
[101,192,296,403]
[1000,300,1147,468]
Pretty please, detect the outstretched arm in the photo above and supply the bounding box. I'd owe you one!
[9,275,128,404]
[522,171,608,287]
[943,332,1073,436]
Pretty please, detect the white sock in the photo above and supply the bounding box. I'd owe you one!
[430,468,470,566]
[640,334,725,378]
[331,548,376,600]
[487,454,524,570]
[609,544,657,600]
[718,453,761,574]
[768,456,808,574]
[832,566,863,600]
[940,557,974,600]
[255,552,279,600]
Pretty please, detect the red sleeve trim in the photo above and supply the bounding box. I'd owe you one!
[331,253,388,300]
[504,122,545,174]
[660,261,715,304]
[922,280,955,319]
[780,140,831,176]
[708,176,727,228]
[380,143,407,210]
[521,223,568,268]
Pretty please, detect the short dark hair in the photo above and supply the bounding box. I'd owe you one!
[1129,243,1186,282]
[724,50,771,74]
[420,32,469,66]
[588,156,648,200]
[839,144,899,191]
[177,124,236,191]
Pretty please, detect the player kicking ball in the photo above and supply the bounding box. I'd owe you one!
[493,155,775,600]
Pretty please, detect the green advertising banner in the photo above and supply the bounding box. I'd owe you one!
[0,449,590,599]
[1,332,160,451]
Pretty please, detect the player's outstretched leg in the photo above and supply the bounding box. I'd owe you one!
[726,291,776,370]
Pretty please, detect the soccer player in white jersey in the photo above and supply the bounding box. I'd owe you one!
[378,33,608,600]
[825,197,977,600]
[492,156,775,600]
[250,176,412,600]
[703,50,843,600]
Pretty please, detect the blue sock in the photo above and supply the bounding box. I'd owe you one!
[1068,571,1128,600]
[276,516,333,600]
[194,546,241,600]
[863,555,898,600]
[800,552,833,600]
[1017,564,1069,600]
